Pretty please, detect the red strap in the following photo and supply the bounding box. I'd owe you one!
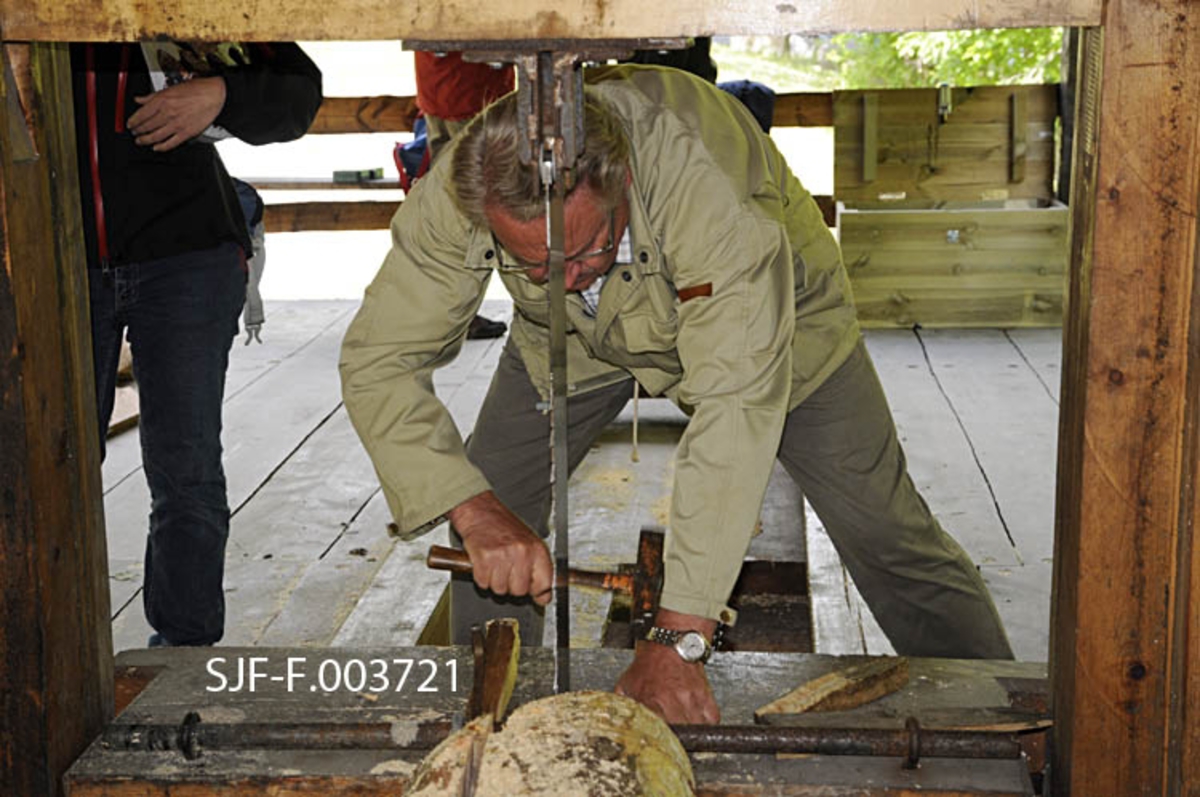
[113,44,129,133]
[85,44,111,265]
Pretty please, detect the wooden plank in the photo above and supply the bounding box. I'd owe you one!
[851,285,1062,329]
[835,85,1059,204]
[0,43,113,797]
[265,195,835,232]
[979,561,1051,664]
[864,331,1020,568]
[227,407,393,646]
[264,200,398,233]
[755,656,909,719]
[308,91,832,136]
[1009,92,1026,183]
[103,307,355,565]
[771,91,833,128]
[805,505,893,656]
[1050,4,1200,792]
[106,383,139,437]
[917,330,1059,566]
[101,300,355,496]
[0,0,1104,42]
[1005,328,1062,404]
[331,503,452,646]
[309,94,420,134]
[246,176,400,190]
[860,93,877,183]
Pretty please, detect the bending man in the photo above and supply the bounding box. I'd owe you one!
[340,65,1012,723]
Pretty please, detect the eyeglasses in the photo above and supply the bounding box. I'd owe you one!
[494,212,616,274]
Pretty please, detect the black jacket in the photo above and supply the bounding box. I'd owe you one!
[71,42,322,268]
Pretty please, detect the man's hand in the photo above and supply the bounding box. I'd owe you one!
[615,608,721,724]
[128,77,226,152]
[447,491,554,605]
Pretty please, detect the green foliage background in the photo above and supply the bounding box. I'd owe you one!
[713,29,1065,91]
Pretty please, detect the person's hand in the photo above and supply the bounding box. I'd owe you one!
[447,491,554,605]
[615,609,720,724]
[128,77,226,152]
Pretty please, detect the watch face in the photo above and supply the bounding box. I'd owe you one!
[676,632,709,662]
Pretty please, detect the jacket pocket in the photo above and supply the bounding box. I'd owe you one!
[617,311,678,354]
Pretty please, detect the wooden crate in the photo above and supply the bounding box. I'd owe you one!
[839,199,1068,328]
[833,85,1066,328]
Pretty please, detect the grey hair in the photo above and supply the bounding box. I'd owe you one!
[450,89,630,225]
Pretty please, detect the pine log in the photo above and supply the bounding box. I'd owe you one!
[407,692,694,796]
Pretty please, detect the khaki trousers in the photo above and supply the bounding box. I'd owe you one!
[454,338,1013,659]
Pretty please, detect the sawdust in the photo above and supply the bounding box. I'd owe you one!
[197,707,246,723]
[650,494,672,527]
[579,466,637,512]
[368,759,417,776]
[406,692,694,796]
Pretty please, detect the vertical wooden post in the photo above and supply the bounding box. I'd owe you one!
[0,42,112,796]
[1051,0,1200,792]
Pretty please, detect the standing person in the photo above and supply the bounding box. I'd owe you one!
[74,41,322,647]
[412,50,512,340]
[341,65,1012,723]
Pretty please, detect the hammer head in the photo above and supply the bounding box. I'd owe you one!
[628,527,665,647]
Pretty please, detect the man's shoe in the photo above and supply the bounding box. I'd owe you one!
[467,314,507,340]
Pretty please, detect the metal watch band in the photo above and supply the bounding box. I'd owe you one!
[644,626,713,663]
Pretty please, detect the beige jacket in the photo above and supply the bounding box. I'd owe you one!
[340,65,860,623]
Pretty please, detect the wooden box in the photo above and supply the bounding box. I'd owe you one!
[833,85,1067,328]
[839,198,1068,328]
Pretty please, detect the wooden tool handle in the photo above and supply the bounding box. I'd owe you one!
[425,544,635,594]
[426,545,474,574]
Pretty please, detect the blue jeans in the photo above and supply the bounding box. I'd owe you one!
[90,243,245,645]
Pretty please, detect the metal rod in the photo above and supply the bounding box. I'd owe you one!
[103,714,1022,766]
[671,722,1023,762]
[101,713,455,761]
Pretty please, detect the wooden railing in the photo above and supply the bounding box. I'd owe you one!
[256,91,839,232]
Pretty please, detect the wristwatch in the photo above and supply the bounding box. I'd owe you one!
[644,627,713,663]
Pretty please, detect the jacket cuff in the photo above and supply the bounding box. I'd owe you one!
[383,472,491,541]
[657,590,739,627]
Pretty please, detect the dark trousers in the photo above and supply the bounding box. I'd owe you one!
[455,338,1013,659]
[90,243,245,645]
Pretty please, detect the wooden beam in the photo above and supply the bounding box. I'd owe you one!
[0,43,113,797]
[0,0,1103,42]
[262,195,837,233]
[308,92,834,135]
[263,200,398,233]
[308,95,420,135]
[1051,4,1200,793]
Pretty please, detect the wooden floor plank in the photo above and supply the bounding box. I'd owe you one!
[103,308,354,566]
[917,328,1058,564]
[100,300,1057,666]
[332,499,452,647]
[1005,327,1063,405]
[806,504,894,656]
[980,561,1052,661]
[864,330,1021,567]
[255,506,397,647]
[100,300,355,493]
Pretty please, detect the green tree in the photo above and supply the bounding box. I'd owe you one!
[827,28,1064,88]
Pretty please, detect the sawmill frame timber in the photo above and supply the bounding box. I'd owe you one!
[2,0,1198,794]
